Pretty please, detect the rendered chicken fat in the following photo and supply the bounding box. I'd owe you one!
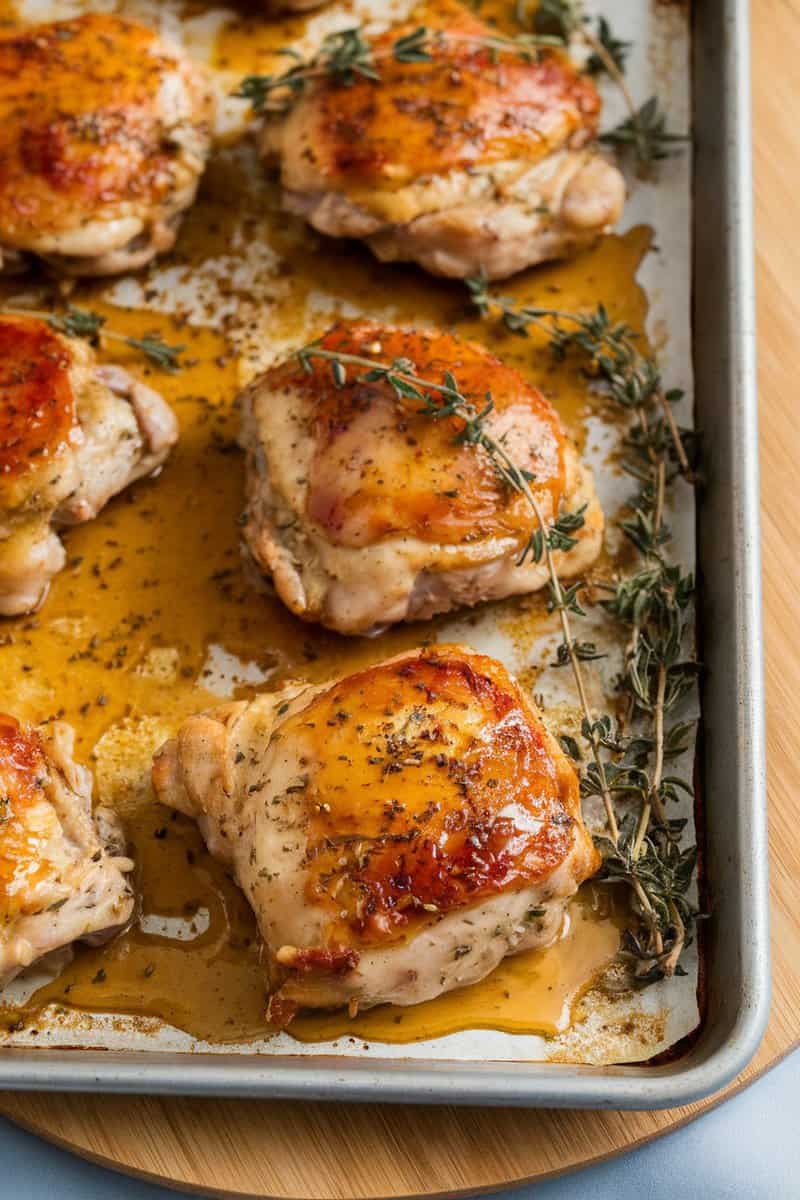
[152,646,601,1023]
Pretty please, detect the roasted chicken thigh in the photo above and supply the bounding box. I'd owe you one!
[0,713,134,988]
[152,645,600,1022]
[260,1,625,279]
[0,315,178,616]
[239,320,603,634]
[0,14,214,277]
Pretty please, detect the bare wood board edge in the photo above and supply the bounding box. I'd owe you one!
[0,1042,797,1200]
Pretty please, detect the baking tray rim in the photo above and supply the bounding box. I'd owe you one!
[0,0,770,1108]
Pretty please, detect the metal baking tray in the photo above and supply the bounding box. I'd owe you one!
[0,0,769,1107]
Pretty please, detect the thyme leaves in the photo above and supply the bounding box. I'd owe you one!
[585,16,631,77]
[600,96,689,167]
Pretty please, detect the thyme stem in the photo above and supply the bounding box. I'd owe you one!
[296,347,463,406]
[659,389,693,480]
[2,305,184,372]
[236,27,559,112]
[580,27,638,125]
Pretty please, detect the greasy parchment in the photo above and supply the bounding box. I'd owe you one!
[2,0,698,1064]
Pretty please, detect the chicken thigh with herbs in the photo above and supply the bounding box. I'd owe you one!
[0,14,213,277]
[152,645,600,1022]
[0,315,178,616]
[259,0,624,279]
[239,319,603,635]
[0,713,134,988]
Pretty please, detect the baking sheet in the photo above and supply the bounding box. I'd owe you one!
[1,0,699,1066]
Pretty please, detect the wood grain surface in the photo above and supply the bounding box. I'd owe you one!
[0,3,798,1195]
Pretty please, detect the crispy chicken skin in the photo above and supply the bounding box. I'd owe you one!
[0,14,214,277]
[260,0,625,279]
[239,320,603,634]
[152,645,600,1022]
[0,713,134,987]
[0,316,178,616]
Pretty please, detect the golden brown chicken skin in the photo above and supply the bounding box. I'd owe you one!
[152,645,600,1022]
[239,319,603,634]
[0,712,134,987]
[0,14,214,277]
[0,318,75,477]
[0,315,178,615]
[262,1,625,278]
[305,17,599,186]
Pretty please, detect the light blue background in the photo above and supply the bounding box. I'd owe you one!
[0,1048,798,1199]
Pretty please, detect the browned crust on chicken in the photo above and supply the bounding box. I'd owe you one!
[0,14,214,277]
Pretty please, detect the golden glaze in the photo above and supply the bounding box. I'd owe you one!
[0,714,54,921]
[297,0,599,190]
[0,47,653,1045]
[0,318,75,486]
[289,648,595,947]
[273,320,565,547]
[0,14,199,242]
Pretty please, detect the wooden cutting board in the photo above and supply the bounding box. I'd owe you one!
[0,2,797,1195]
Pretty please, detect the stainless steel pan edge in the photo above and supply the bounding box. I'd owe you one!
[0,0,769,1107]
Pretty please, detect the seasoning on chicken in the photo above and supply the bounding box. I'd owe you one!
[0,315,178,616]
[0,713,134,988]
[259,0,625,279]
[0,14,214,277]
[152,645,600,1023]
[239,319,603,634]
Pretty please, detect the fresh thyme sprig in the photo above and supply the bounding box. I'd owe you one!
[520,0,685,169]
[235,24,560,112]
[466,275,700,984]
[237,6,684,169]
[2,305,184,372]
